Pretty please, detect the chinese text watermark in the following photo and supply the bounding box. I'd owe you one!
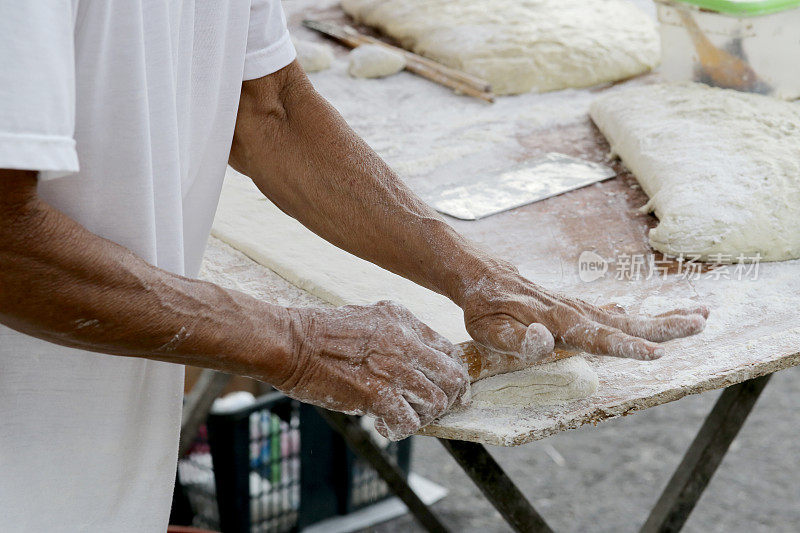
[578,252,761,282]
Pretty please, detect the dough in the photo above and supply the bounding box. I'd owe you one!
[211,169,598,404]
[590,83,800,262]
[348,44,406,78]
[212,169,469,341]
[341,0,659,95]
[471,356,599,407]
[293,39,334,73]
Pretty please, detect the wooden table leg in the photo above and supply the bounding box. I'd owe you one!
[640,374,772,533]
[178,371,774,533]
[439,439,554,533]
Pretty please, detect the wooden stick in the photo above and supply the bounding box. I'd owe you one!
[303,19,495,103]
[404,61,495,103]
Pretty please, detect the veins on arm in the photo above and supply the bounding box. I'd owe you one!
[227,61,492,304]
[0,168,296,382]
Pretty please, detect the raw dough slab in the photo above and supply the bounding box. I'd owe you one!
[590,82,800,262]
[341,0,660,95]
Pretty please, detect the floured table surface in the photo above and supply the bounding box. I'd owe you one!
[201,0,800,446]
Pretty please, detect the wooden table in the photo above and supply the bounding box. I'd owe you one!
[194,1,800,530]
[201,232,796,532]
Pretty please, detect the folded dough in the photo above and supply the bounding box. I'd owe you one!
[471,357,599,407]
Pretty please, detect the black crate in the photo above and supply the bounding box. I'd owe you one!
[177,392,412,533]
[295,404,412,529]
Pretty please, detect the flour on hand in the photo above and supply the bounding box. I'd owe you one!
[590,82,800,262]
[341,0,660,95]
[348,44,406,79]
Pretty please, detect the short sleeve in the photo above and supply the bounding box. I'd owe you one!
[243,0,297,81]
[0,2,78,177]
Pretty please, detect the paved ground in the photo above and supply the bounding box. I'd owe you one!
[365,365,800,533]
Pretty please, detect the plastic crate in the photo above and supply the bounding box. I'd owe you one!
[177,392,411,532]
[295,404,412,529]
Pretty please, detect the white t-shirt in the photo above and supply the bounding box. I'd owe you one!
[0,1,295,531]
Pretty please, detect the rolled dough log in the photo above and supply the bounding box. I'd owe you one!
[471,356,599,407]
[293,39,334,73]
[211,169,598,405]
[590,82,800,262]
[348,44,406,78]
[341,0,659,95]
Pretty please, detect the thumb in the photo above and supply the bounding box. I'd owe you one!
[468,315,555,362]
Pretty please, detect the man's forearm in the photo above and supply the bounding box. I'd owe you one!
[0,170,295,382]
[230,62,495,306]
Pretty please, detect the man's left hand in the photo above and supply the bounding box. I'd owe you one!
[460,262,709,364]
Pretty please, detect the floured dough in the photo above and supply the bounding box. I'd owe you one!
[590,83,800,262]
[212,169,469,341]
[341,0,659,95]
[471,356,598,407]
[293,39,334,73]
[348,44,406,78]
[212,169,598,404]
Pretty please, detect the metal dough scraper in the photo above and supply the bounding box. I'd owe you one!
[424,152,616,220]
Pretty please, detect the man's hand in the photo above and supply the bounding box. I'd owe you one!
[277,301,469,441]
[460,262,709,364]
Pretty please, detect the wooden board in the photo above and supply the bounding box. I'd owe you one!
[201,0,800,446]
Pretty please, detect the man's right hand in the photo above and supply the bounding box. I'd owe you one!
[277,301,470,441]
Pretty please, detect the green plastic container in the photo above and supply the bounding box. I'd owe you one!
[656,0,800,99]
[672,0,800,16]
